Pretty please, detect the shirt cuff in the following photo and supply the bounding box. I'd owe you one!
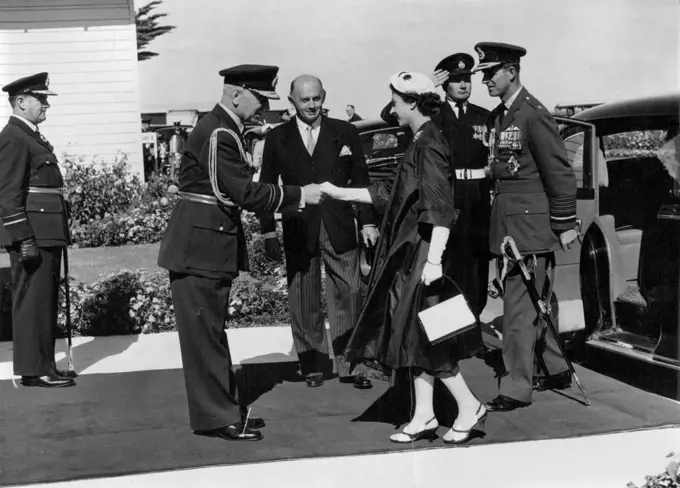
[361,224,377,230]
[299,187,306,209]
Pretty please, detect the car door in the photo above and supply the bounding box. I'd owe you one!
[553,117,597,333]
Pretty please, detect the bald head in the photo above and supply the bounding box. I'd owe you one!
[289,75,323,96]
[288,74,326,125]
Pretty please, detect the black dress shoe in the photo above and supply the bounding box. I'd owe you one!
[305,373,324,388]
[55,369,78,379]
[235,417,265,430]
[21,375,75,388]
[194,423,263,442]
[353,376,372,389]
[338,375,373,389]
[533,371,572,391]
[484,395,531,412]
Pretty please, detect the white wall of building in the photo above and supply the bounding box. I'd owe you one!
[0,1,143,176]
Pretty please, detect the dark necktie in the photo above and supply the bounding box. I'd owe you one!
[497,105,507,128]
[455,101,464,118]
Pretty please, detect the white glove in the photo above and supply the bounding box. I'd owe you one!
[421,225,450,285]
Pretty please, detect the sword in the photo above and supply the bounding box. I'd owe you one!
[63,247,76,375]
[500,236,590,406]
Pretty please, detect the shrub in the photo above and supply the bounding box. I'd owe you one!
[61,153,143,226]
[227,278,288,328]
[69,200,175,248]
[128,270,176,334]
[64,157,179,248]
[241,211,286,280]
[55,268,288,336]
[57,270,141,336]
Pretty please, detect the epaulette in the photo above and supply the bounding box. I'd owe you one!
[413,130,423,142]
[524,94,548,113]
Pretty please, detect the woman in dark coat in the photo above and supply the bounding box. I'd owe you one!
[320,71,486,445]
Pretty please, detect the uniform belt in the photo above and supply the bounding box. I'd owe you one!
[28,186,64,195]
[178,191,238,208]
[455,168,486,180]
[494,179,545,195]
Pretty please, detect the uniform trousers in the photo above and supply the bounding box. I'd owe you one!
[499,253,569,403]
[286,222,362,377]
[9,246,62,377]
[170,272,239,431]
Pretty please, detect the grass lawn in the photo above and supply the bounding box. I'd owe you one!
[0,243,162,285]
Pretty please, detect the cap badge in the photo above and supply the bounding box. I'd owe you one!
[272,75,278,89]
[45,75,50,88]
[458,60,466,70]
[476,47,485,60]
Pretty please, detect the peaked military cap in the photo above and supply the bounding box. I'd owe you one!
[2,72,57,97]
[473,42,527,72]
[219,64,280,100]
[435,53,476,77]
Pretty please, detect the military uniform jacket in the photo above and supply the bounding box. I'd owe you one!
[486,87,576,255]
[432,101,490,170]
[0,117,69,247]
[157,104,302,280]
[259,117,377,255]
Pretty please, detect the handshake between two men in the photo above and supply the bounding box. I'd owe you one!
[263,182,380,262]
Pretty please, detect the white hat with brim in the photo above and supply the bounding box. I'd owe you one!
[389,71,438,97]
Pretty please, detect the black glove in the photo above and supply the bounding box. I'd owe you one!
[20,238,40,265]
[264,238,282,262]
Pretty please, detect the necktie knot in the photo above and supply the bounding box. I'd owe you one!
[455,101,464,109]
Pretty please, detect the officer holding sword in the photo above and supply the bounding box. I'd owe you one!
[472,43,579,412]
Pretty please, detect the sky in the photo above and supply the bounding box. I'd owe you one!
[137,0,679,120]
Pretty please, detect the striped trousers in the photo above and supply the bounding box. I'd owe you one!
[285,222,362,378]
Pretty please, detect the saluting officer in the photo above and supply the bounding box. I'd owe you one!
[472,43,579,412]
[157,65,323,442]
[0,73,75,388]
[432,53,492,325]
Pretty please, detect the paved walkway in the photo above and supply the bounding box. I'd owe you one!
[1,327,678,488]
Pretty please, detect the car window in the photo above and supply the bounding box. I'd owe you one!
[360,127,410,161]
[360,127,411,184]
[564,131,585,188]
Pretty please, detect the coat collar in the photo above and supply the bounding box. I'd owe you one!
[212,104,243,136]
[499,86,528,131]
[8,116,54,152]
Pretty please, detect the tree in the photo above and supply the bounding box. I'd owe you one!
[135,0,176,62]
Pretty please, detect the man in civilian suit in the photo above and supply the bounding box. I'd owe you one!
[260,75,379,389]
[0,73,75,388]
[432,53,492,327]
[158,65,324,441]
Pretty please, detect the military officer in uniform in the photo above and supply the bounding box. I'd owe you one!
[0,72,75,388]
[157,65,323,441]
[431,53,491,325]
[472,43,579,412]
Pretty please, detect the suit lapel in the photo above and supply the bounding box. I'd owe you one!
[500,86,527,132]
[284,119,309,159]
[313,117,335,161]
